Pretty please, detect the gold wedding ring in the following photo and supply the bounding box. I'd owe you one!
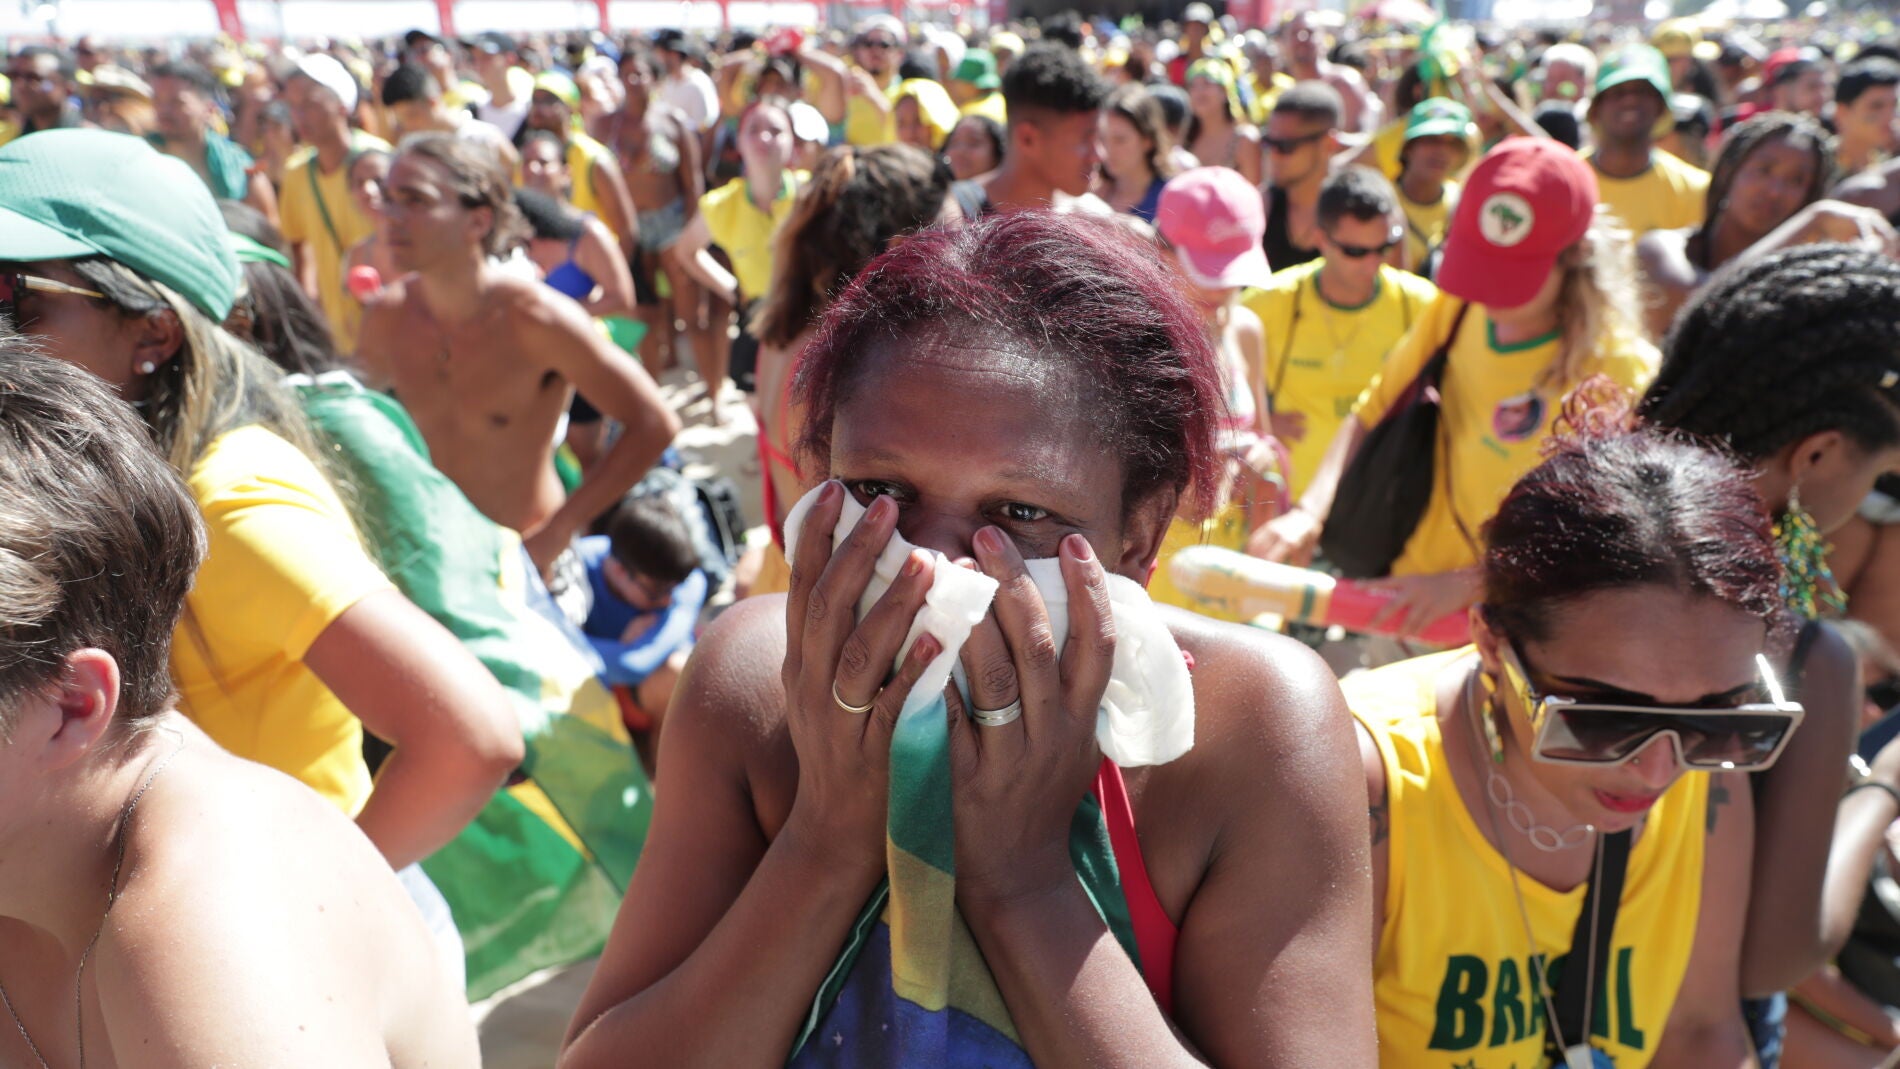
[832,680,876,715]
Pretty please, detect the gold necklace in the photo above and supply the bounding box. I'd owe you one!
[0,730,185,1069]
[1310,274,1373,365]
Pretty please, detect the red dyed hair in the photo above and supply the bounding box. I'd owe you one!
[1482,387,1781,643]
[793,210,1229,520]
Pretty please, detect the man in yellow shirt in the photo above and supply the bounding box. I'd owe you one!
[844,14,905,146]
[279,54,388,355]
[1394,97,1476,277]
[1587,44,1710,235]
[1244,166,1439,497]
[949,48,1007,126]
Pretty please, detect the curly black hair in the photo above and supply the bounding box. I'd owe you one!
[1640,244,1900,460]
[1691,111,1833,267]
[1001,43,1108,119]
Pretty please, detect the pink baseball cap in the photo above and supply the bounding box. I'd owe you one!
[1435,137,1597,310]
[1156,167,1273,290]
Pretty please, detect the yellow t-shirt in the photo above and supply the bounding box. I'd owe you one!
[844,70,902,147]
[1347,650,1707,1069]
[699,170,806,301]
[566,131,619,219]
[1399,181,1458,275]
[278,131,389,355]
[1588,149,1710,236]
[172,425,392,816]
[1352,294,1658,576]
[1247,71,1296,126]
[960,91,1008,126]
[1244,263,1440,497]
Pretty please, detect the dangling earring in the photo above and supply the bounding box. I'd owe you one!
[1474,669,1507,766]
[136,360,156,374]
[1776,484,1847,619]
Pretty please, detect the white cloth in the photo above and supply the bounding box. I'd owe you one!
[659,67,721,133]
[784,483,1195,768]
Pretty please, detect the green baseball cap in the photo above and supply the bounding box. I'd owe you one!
[952,49,1001,91]
[0,129,239,320]
[1595,43,1672,102]
[1405,97,1475,141]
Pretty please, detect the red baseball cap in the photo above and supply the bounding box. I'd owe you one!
[1156,166,1273,290]
[1436,137,1597,310]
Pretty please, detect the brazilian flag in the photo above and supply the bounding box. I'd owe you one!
[297,373,648,1000]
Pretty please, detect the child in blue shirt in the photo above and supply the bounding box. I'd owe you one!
[578,493,708,740]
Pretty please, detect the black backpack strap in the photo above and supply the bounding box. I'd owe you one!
[1548,830,1633,1065]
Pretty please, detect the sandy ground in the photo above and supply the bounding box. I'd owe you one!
[470,366,763,1068]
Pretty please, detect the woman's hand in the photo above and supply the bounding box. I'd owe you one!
[948,529,1115,910]
[1362,567,1481,637]
[779,483,942,877]
[1247,504,1322,565]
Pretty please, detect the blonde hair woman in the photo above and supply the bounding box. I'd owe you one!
[1251,138,1656,635]
[0,131,521,880]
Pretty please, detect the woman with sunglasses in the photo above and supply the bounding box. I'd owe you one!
[1249,138,1655,637]
[1640,244,1900,1066]
[1352,406,1796,1067]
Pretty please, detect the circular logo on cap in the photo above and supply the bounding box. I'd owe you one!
[1479,192,1535,248]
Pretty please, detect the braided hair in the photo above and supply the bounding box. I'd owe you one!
[1640,244,1900,461]
[1689,112,1833,269]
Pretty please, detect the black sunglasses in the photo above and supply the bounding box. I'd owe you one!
[856,38,899,50]
[0,271,107,325]
[1325,225,1404,258]
[1262,130,1327,154]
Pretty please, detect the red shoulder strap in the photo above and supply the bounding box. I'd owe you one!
[1094,758,1177,1016]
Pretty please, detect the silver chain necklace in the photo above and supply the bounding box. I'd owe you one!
[1463,670,1604,1067]
[0,730,184,1069]
[1468,670,1595,852]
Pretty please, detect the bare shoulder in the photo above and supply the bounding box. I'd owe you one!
[1834,160,1900,210]
[356,275,421,351]
[673,594,794,751]
[92,741,476,1066]
[1160,608,1359,793]
[1635,226,1699,287]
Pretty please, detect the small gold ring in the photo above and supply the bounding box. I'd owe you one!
[832,680,876,715]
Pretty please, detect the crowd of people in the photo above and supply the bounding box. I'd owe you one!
[11,7,1900,1068]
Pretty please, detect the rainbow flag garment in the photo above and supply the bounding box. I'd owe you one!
[296,375,650,999]
[787,689,1146,1066]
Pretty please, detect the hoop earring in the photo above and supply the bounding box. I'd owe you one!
[1776,484,1846,619]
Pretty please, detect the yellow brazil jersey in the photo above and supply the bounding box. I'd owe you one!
[172,425,393,817]
[961,90,1008,127]
[699,170,807,301]
[278,130,389,355]
[845,70,902,147]
[1399,181,1458,275]
[1587,149,1710,236]
[1244,263,1440,497]
[1246,71,1295,126]
[1352,293,1658,577]
[565,130,618,219]
[1346,650,1707,1069]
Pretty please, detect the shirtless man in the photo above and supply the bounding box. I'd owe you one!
[965,43,1113,216]
[0,348,478,1068]
[357,132,679,575]
[1276,12,1380,134]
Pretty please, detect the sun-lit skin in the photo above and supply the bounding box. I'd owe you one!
[1473,586,1768,834]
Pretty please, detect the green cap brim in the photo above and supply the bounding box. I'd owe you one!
[0,207,98,263]
[1407,118,1471,141]
[1595,65,1670,103]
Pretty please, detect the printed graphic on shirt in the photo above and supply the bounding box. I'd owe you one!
[1429,948,1647,1058]
[1491,390,1546,443]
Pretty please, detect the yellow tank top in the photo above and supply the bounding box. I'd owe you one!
[1346,651,1708,1069]
[566,131,616,218]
